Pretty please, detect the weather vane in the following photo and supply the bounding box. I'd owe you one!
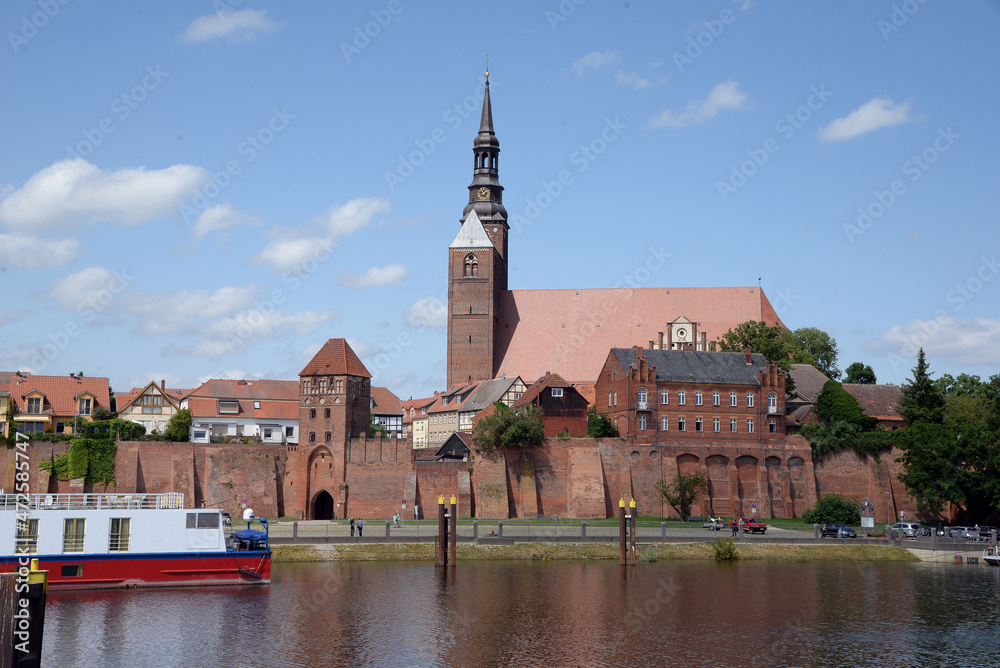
[486,52,489,78]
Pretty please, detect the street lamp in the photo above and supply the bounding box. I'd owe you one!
[886,491,891,534]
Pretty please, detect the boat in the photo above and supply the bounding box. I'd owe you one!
[0,493,270,589]
[983,546,1000,567]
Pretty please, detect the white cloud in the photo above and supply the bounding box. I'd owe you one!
[127,285,263,335]
[168,309,336,357]
[648,81,750,129]
[197,369,256,383]
[181,9,281,43]
[44,266,130,310]
[819,97,912,142]
[0,234,78,269]
[405,296,446,329]
[337,264,408,288]
[347,339,372,358]
[615,71,653,90]
[257,198,390,273]
[0,158,207,230]
[0,310,28,326]
[865,316,1000,368]
[572,50,620,76]
[125,372,186,391]
[193,203,257,241]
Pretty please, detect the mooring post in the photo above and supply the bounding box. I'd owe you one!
[629,498,637,565]
[473,520,478,540]
[581,520,587,539]
[449,494,458,566]
[436,494,446,567]
[619,498,627,566]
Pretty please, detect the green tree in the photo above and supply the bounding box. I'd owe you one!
[587,406,618,437]
[163,409,193,442]
[898,349,945,425]
[92,405,112,421]
[716,320,804,393]
[369,415,388,437]
[814,380,877,430]
[793,327,840,379]
[843,362,877,385]
[471,402,544,454]
[655,472,707,521]
[895,419,1000,523]
[801,493,860,525]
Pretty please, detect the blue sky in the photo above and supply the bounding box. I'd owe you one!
[1,1,998,399]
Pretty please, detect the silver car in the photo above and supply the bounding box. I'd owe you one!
[890,522,920,538]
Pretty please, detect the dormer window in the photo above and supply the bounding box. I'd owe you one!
[78,398,92,415]
[26,397,42,414]
[464,253,478,277]
[219,400,239,414]
[551,388,564,397]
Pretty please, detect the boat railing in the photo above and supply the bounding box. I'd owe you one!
[0,492,185,511]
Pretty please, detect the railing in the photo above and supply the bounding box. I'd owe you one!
[0,492,184,511]
[636,401,649,411]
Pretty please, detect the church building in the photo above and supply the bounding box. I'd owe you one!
[447,75,787,390]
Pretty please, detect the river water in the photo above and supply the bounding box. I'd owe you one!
[41,559,1000,667]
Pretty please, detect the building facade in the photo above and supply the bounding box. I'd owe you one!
[596,348,787,443]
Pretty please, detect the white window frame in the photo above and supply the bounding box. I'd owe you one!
[695,391,702,406]
[678,417,686,432]
[713,391,720,406]
[661,416,669,431]
[678,390,686,406]
[730,418,737,433]
[660,390,668,405]
[639,415,647,430]
[747,418,755,433]
[746,392,754,408]
[713,417,720,432]
[695,417,703,432]
[730,392,737,407]
[551,387,564,398]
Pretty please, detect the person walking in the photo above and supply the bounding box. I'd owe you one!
[350,517,355,537]
[357,518,365,537]
[731,519,738,537]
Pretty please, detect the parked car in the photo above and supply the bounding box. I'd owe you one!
[948,526,972,539]
[978,526,995,541]
[890,522,920,538]
[731,517,767,534]
[821,524,857,538]
[702,516,726,531]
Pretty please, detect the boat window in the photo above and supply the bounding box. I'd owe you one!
[16,518,38,554]
[63,518,85,553]
[61,565,83,577]
[109,518,130,552]
[187,512,220,529]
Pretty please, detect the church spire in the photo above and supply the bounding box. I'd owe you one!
[462,69,505,225]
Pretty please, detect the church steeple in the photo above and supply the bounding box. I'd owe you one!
[462,73,506,228]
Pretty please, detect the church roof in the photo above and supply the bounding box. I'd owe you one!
[449,209,493,248]
[300,338,371,378]
[611,349,768,385]
[494,287,784,384]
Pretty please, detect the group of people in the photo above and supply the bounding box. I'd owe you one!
[348,517,365,537]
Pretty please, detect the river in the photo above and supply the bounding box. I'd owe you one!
[40,559,1000,667]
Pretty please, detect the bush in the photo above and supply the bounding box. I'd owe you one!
[801,493,860,525]
[472,402,544,454]
[639,547,658,563]
[712,537,739,561]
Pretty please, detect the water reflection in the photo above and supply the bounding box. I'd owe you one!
[42,560,1000,667]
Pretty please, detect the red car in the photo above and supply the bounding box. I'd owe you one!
[729,517,768,534]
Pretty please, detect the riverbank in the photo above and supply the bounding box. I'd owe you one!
[271,541,918,563]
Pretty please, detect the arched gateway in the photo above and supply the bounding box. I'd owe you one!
[313,490,334,520]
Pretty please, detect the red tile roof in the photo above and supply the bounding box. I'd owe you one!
[495,286,784,384]
[7,373,110,417]
[116,382,190,412]
[401,396,437,424]
[187,379,298,401]
[371,386,403,417]
[842,384,906,422]
[185,396,299,420]
[300,339,371,378]
[427,382,481,414]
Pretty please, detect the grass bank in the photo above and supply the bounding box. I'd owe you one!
[270,542,917,564]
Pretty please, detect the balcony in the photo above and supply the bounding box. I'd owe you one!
[636,401,650,411]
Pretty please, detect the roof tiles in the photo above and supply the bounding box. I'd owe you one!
[300,339,371,378]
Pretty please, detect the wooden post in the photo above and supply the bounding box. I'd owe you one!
[618,498,626,566]
[436,494,446,567]
[1,559,47,668]
[449,495,458,567]
[629,498,637,565]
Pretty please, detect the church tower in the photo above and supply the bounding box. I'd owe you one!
[447,73,508,387]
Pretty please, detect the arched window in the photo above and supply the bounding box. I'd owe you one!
[660,390,668,405]
[309,432,316,443]
[324,408,331,419]
[712,391,720,406]
[768,392,777,411]
[730,392,737,407]
[310,409,316,419]
[678,390,686,405]
[637,388,647,404]
[695,391,703,406]
[325,432,332,442]
[746,392,754,407]
[464,253,478,277]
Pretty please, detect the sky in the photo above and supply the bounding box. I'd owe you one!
[1,1,998,400]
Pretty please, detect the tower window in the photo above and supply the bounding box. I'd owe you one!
[464,253,478,277]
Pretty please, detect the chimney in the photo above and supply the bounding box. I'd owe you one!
[161,379,166,390]
[745,350,752,365]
